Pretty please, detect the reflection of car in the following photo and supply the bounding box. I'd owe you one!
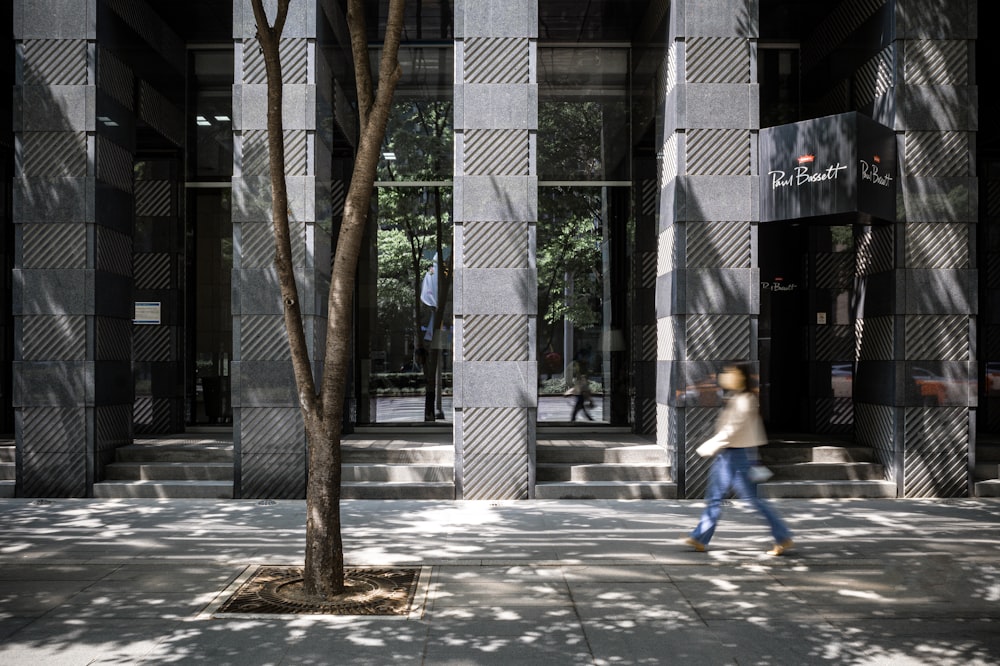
[677,375,720,406]
[912,367,973,405]
[831,363,852,398]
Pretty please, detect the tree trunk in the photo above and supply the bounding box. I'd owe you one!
[251,0,407,600]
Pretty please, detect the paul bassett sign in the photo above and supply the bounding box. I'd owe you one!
[759,112,896,223]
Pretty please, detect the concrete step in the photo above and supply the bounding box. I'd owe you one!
[757,480,897,498]
[537,443,667,464]
[104,462,234,481]
[0,462,15,481]
[534,481,677,500]
[0,480,14,498]
[342,443,453,465]
[115,444,233,463]
[0,446,14,463]
[93,480,233,499]
[341,482,455,500]
[342,464,453,483]
[975,480,1000,497]
[767,462,885,482]
[537,463,671,483]
[759,444,875,464]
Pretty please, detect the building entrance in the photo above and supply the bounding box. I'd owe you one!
[759,222,856,437]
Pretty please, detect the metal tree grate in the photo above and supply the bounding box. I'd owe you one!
[216,566,421,616]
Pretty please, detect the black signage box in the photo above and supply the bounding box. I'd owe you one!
[759,111,896,223]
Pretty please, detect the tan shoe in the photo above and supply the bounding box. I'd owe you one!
[684,537,706,553]
[767,539,794,556]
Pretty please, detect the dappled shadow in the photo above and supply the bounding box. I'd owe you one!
[0,497,998,664]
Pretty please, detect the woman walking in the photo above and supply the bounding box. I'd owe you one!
[684,363,794,555]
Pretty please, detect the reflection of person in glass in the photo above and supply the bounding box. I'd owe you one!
[684,363,794,556]
[566,349,594,421]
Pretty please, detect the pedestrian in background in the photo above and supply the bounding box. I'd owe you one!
[565,349,594,421]
[684,363,794,555]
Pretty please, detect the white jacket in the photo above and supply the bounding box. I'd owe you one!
[696,392,767,456]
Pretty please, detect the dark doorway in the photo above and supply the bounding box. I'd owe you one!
[759,222,857,436]
[759,223,808,431]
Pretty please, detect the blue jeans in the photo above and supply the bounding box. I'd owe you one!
[689,447,792,546]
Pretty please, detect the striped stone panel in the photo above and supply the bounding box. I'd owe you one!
[856,316,894,361]
[241,452,306,499]
[463,222,529,269]
[21,224,86,269]
[905,315,969,360]
[819,79,851,115]
[637,250,657,289]
[814,398,853,433]
[684,406,719,499]
[661,42,678,97]
[905,223,968,268]
[988,254,1000,289]
[463,129,529,176]
[461,407,529,500]
[97,317,132,361]
[21,406,87,496]
[903,406,968,497]
[815,252,853,288]
[686,130,750,176]
[686,222,751,268]
[905,40,968,85]
[97,403,132,460]
[904,131,970,177]
[97,138,134,193]
[133,396,175,433]
[686,315,750,361]
[855,46,894,107]
[22,39,88,85]
[641,178,657,218]
[134,326,171,363]
[239,220,306,269]
[135,180,172,217]
[242,38,309,85]
[242,130,308,177]
[657,226,675,276]
[22,316,86,361]
[97,227,133,277]
[137,80,185,148]
[463,315,528,361]
[636,397,657,435]
[104,0,185,72]
[660,133,678,188]
[656,402,676,458]
[685,38,749,84]
[856,225,893,275]
[464,38,529,83]
[134,253,170,289]
[802,0,889,71]
[855,402,896,480]
[240,407,303,454]
[815,325,854,361]
[657,317,680,361]
[98,46,135,111]
[987,178,1000,217]
[331,180,346,217]
[241,315,291,361]
[22,132,87,177]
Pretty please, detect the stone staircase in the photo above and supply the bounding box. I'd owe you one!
[93,431,234,499]
[534,429,677,499]
[0,439,14,498]
[341,428,455,499]
[757,434,896,498]
[975,434,1000,497]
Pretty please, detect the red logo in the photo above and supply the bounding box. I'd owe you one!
[873,155,881,164]
[797,154,815,165]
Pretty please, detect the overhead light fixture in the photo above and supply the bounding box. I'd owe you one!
[97,115,119,127]
[196,115,211,126]
[214,115,231,122]
[382,152,396,161]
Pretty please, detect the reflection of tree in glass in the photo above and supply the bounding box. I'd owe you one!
[537,186,603,353]
[377,100,453,418]
[539,101,605,180]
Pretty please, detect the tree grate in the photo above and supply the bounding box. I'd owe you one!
[216,566,420,616]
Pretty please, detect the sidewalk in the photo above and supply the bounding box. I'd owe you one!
[0,497,998,665]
